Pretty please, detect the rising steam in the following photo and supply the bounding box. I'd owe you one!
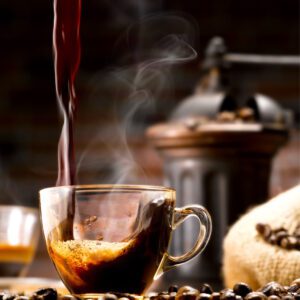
[77,14,198,185]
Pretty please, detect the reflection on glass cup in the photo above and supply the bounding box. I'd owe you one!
[40,185,212,298]
[0,205,39,277]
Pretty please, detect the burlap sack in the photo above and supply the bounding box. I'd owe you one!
[223,185,300,289]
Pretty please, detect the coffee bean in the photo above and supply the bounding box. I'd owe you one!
[184,118,201,131]
[256,224,271,239]
[103,294,118,300]
[281,236,297,250]
[272,227,286,234]
[2,296,15,300]
[294,294,300,300]
[233,282,252,297]
[169,292,177,300]
[245,292,267,300]
[220,290,235,300]
[169,286,179,294]
[178,292,199,300]
[220,289,234,295]
[199,284,213,295]
[157,292,170,300]
[2,294,16,300]
[259,281,286,296]
[177,286,199,294]
[210,293,220,300]
[288,284,300,293]
[282,295,294,300]
[287,236,298,248]
[217,111,236,122]
[198,293,211,300]
[33,288,57,300]
[275,231,289,245]
[158,295,170,300]
[268,234,278,245]
[150,294,159,300]
[176,286,199,300]
[148,292,159,297]
[267,296,280,300]
[110,293,135,300]
[292,279,300,287]
[0,293,10,300]
[238,107,255,121]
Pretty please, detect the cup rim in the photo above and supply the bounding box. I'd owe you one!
[0,205,38,214]
[39,184,176,194]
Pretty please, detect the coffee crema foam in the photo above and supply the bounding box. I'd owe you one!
[49,239,135,290]
[50,240,134,265]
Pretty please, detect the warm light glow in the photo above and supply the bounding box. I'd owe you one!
[23,214,37,245]
[7,208,23,245]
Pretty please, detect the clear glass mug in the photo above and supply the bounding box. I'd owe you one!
[40,185,212,298]
[0,205,39,277]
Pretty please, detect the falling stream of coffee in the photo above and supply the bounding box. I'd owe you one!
[52,0,82,239]
[53,0,81,186]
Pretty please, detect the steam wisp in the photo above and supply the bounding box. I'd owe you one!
[77,14,197,185]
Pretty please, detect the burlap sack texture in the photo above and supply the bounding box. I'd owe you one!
[223,184,300,289]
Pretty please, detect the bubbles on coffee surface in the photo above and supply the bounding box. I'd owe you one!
[49,239,135,291]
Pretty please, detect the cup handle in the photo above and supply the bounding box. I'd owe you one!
[161,205,212,273]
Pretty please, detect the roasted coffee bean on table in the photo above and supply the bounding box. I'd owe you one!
[1,279,300,300]
[220,289,236,300]
[33,288,58,300]
[244,291,267,300]
[168,286,178,294]
[199,284,213,295]
[233,283,253,298]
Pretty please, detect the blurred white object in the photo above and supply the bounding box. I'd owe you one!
[0,206,39,277]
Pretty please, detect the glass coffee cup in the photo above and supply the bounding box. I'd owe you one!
[40,185,212,299]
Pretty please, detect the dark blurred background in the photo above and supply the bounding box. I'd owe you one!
[0,0,299,278]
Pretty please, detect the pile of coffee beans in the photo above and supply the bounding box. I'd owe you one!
[0,288,58,300]
[144,280,300,300]
[256,223,300,250]
[1,280,300,300]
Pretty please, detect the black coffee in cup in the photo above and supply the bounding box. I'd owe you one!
[48,200,172,295]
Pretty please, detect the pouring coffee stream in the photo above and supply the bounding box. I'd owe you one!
[53,0,81,187]
[52,0,82,239]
